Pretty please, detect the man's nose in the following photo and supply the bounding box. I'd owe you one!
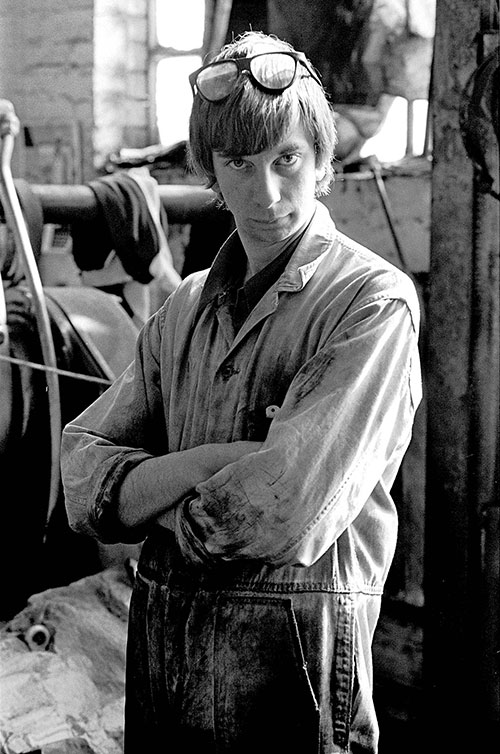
[254,168,281,207]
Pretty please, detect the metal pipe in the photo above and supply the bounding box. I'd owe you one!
[0,105,61,536]
[31,183,219,225]
[365,156,412,274]
[0,268,12,455]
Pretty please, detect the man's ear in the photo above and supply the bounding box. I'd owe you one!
[210,181,227,209]
[315,162,327,182]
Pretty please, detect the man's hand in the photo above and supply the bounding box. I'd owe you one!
[154,440,262,530]
[118,440,263,531]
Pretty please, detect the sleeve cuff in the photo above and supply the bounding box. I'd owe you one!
[175,495,219,569]
[90,451,153,543]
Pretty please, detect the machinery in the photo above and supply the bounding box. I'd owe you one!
[0,102,140,619]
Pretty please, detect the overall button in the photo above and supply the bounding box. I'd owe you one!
[265,404,280,418]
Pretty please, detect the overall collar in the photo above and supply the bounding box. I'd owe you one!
[197,202,337,315]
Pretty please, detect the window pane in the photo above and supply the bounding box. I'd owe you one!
[156,55,202,146]
[156,0,205,50]
[359,97,409,163]
[359,96,429,162]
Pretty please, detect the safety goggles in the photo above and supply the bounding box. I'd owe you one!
[189,51,322,102]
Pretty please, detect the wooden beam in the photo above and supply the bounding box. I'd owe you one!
[424,0,499,748]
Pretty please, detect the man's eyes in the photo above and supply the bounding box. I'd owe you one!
[225,153,300,170]
[227,158,247,170]
[277,153,300,167]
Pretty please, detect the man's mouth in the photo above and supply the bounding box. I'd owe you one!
[251,214,287,224]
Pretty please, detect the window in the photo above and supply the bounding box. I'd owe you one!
[359,96,429,163]
[151,0,206,146]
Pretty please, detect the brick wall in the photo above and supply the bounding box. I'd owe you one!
[0,0,149,182]
[94,0,150,170]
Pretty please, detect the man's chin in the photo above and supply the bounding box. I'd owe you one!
[246,215,293,238]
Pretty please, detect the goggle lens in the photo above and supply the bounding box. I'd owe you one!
[196,61,239,101]
[250,52,297,90]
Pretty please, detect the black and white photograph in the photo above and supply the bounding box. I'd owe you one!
[0,2,498,752]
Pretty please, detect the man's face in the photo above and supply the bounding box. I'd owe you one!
[212,119,323,250]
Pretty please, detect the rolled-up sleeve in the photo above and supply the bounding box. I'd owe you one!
[176,295,421,568]
[61,306,168,543]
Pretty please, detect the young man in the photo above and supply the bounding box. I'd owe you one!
[61,31,422,754]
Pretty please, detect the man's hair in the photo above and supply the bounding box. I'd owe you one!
[188,31,337,197]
